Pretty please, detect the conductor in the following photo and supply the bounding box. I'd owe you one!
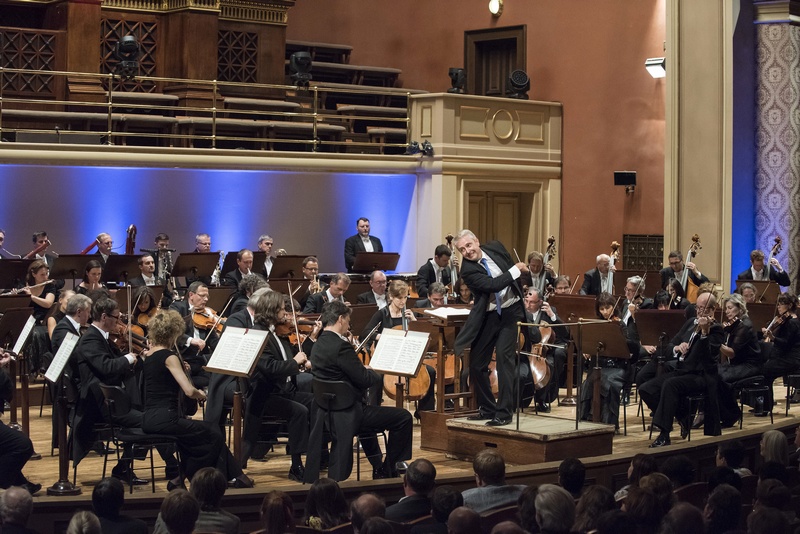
[453,230,528,426]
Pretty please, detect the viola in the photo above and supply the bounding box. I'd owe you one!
[192,307,225,334]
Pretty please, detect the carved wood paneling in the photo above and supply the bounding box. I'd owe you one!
[0,28,58,97]
[622,234,664,271]
[217,30,258,83]
[100,18,158,92]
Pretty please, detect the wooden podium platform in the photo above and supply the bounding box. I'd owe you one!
[445,414,615,464]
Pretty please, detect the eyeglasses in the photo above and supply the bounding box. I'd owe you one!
[108,313,121,319]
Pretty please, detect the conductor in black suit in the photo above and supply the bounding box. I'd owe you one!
[416,245,452,298]
[344,217,383,272]
[453,230,529,426]
[737,249,791,287]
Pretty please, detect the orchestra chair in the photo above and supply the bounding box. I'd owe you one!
[732,376,772,427]
[63,371,113,485]
[784,375,800,416]
[647,392,706,442]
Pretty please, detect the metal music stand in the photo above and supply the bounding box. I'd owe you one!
[577,320,631,427]
[0,308,35,430]
[172,253,219,284]
[271,255,309,279]
[102,254,140,284]
[49,255,91,288]
[736,279,782,303]
[220,251,267,277]
[352,252,400,274]
[0,259,34,290]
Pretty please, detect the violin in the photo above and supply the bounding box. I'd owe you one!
[110,316,148,354]
[192,307,226,334]
[764,311,792,342]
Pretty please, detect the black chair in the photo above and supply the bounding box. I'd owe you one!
[98,384,180,493]
[732,375,773,427]
[312,378,386,481]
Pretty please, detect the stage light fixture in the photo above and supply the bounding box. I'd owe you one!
[645,57,666,78]
[406,141,421,155]
[289,51,313,87]
[448,68,466,94]
[488,0,504,17]
[506,69,530,99]
[421,140,434,157]
[114,35,140,80]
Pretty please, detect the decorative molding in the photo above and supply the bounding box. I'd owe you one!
[220,0,290,25]
[100,0,293,22]
[101,0,221,14]
[754,0,800,25]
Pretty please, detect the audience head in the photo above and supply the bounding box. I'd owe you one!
[92,477,126,518]
[517,485,540,533]
[747,506,790,534]
[161,489,200,534]
[659,502,705,534]
[473,448,507,486]
[404,458,436,497]
[558,457,586,497]
[573,485,616,533]
[447,506,481,534]
[717,440,747,469]
[0,486,33,526]
[622,486,663,533]
[639,472,677,515]
[759,461,789,485]
[490,521,527,534]
[659,455,695,489]
[535,484,576,534]
[707,466,742,492]
[189,467,227,511]
[260,490,295,534]
[760,430,789,465]
[704,484,741,534]
[304,478,349,530]
[350,493,385,534]
[628,453,659,486]
[431,485,463,524]
[360,517,394,534]
[66,511,101,534]
[755,479,791,511]
[594,509,636,534]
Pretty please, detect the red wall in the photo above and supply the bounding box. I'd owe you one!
[287,0,666,277]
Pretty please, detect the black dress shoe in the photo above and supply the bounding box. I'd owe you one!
[288,465,305,482]
[536,402,551,413]
[679,419,690,439]
[167,479,186,492]
[467,413,493,421]
[21,482,41,495]
[228,475,254,488]
[372,465,399,479]
[649,434,671,448]
[690,413,704,429]
[486,417,512,427]
[111,467,149,486]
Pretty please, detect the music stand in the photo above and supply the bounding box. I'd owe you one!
[102,255,140,284]
[172,253,219,284]
[746,302,777,337]
[220,251,266,277]
[548,295,598,323]
[207,287,235,312]
[0,259,34,290]
[0,308,34,350]
[271,255,309,279]
[352,252,400,274]
[635,310,687,346]
[344,281,371,304]
[736,279,782,303]
[49,255,90,288]
[0,296,32,314]
[269,278,310,299]
[577,320,631,426]
[349,304,379,339]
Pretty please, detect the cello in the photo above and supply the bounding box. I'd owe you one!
[537,236,557,295]
[604,241,620,295]
[678,234,701,303]
[765,236,782,282]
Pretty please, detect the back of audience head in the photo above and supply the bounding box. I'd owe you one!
[360,516,394,534]
[260,490,295,534]
[573,485,616,532]
[704,483,741,534]
[447,506,481,534]
[92,477,125,518]
[594,509,636,534]
[639,473,676,516]
[517,485,539,533]
[431,485,463,524]
[760,429,789,465]
[491,521,527,534]
[190,467,227,511]
[747,506,790,534]
[0,486,33,526]
[658,502,705,534]
[658,455,695,490]
[161,489,200,534]
[405,458,437,496]
[628,453,659,487]
[304,477,349,530]
[707,466,742,492]
[622,486,663,534]
[535,484,575,534]
[717,440,747,470]
[759,461,789,485]
[473,448,506,485]
[558,457,586,497]
[755,479,791,511]
[66,511,101,534]
[351,493,385,534]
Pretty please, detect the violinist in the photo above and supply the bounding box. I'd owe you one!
[453,278,473,305]
[257,234,274,279]
[718,293,761,383]
[413,282,446,309]
[738,249,791,287]
[357,270,388,309]
[169,281,218,389]
[299,256,323,310]
[760,293,800,412]
[659,250,708,290]
[95,233,117,267]
[520,251,557,293]
[47,289,75,338]
[76,260,105,295]
[228,273,269,316]
[738,282,757,304]
[131,285,157,336]
[416,245,452,298]
[579,254,613,296]
[523,287,569,413]
[666,279,690,310]
[222,249,253,288]
[303,273,351,314]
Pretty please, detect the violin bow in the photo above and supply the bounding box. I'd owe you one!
[287,281,303,353]
[203,297,233,344]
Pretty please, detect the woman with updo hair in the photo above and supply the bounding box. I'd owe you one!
[77,259,104,295]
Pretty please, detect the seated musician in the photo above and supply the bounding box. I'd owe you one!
[303,273,351,314]
[131,286,157,337]
[520,251,557,293]
[14,259,57,374]
[579,292,639,430]
[152,232,172,283]
[257,234,274,279]
[523,288,568,413]
[31,231,57,270]
[666,279,690,310]
[453,278,473,305]
[653,290,670,311]
[77,260,105,295]
[48,289,76,338]
[0,348,40,494]
[738,282,758,304]
[416,245,452,298]
[186,233,213,286]
[169,281,219,389]
[414,282,446,309]
[130,254,174,308]
[222,249,253,288]
[228,273,269,316]
[0,228,9,259]
[579,254,614,296]
[760,293,800,412]
[305,300,412,482]
[718,293,761,384]
[95,233,117,266]
[299,256,323,310]
[553,275,571,295]
[344,217,383,273]
[659,250,708,290]
[738,249,791,287]
[357,270,388,309]
[639,291,724,446]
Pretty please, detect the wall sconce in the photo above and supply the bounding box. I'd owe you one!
[645,57,666,78]
[488,0,503,17]
[614,171,636,195]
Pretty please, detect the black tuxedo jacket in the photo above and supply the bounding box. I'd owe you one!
[303,291,331,314]
[169,300,219,361]
[737,267,791,287]
[416,259,451,298]
[524,305,569,346]
[222,268,244,288]
[454,241,525,355]
[579,268,603,296]
[659,266,708,290]
[357,290,381,305]
[385,494,433,523]
[344,234,383,272]
[519,271,556,292]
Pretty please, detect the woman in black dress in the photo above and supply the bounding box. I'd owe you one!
[141,309,251,490]
[760,293,800,410]
[76,260,104,295]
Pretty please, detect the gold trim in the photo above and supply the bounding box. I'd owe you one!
[491,109,514,140]
[220,0,289,24]
[101,0,221,13]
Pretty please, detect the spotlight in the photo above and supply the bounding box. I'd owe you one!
[114,35,140,80]
[289,51,313,87]
[506,69,530,99]
[645,57,666,78]
[421,140,434,157]
[405,141,421,155]
[448,68,466,94]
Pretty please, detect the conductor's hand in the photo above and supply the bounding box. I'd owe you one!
[516,262,529,273]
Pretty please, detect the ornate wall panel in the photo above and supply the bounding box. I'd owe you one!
[0,28,57,97]
[100,18,158,92]
[217,30,258,83]
[755,23,800,286]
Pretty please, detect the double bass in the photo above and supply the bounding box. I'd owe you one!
[678,234,701,303]
[765,236,782,282]
[537,236,557,295]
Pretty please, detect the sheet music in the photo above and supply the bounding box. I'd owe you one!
[12,315,36,355]
[369,329,429,377]
[204,326,269,377]
[45,332,78,383]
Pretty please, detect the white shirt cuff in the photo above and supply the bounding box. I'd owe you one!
[509,265,521,279]
[124,354,136,364]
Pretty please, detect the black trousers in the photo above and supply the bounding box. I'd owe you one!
[0,420,33,488]
[242,389,310,464]
[639,371,705,434]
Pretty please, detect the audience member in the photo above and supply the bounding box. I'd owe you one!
[593,509,636,534]
[490,522,527,534]
[558,457,586,499]
[761,430,790,465]
[573,485,616,532]
[717,440,753,475]
[92,477,147,534]
[351,494,386,534]
[659,455,695,489]
[0,486,36,534]
[704,484,741,534]
[160,489,200,534]
[658,502,705,534]
[621,486,662,534]
[639,473,676,516]
[255,491,295,534]
[386,459,437,523]
[614,453,659,501]
[535,484,575,534]
[412,485,462,534]
[759,461,790,485]
[517,485,539,533]
[190,468,239,534]
[303,478,349,531]
[747,507,790,534]
[66,511,101,534]
[462,449,526,513]
[446,507,481,534]
[707,466,743,492]
[360,517,394,534]
[753,479,800,532]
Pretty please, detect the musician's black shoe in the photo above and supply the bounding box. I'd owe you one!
[288,465,305,482]
[649,433,671,448]
[111,467,149,486]
[691,413,704,429]
[535,402,551,413]
[679,419,690,440]
[486,417,512,427]
[21,482,41,495]
[372,466,396,480]
[167,479,186,492]
[228,474,254,488]
[467,413,493,421]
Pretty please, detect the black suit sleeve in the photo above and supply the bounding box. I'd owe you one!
[344,235,358,272]
[579,270,594,295]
